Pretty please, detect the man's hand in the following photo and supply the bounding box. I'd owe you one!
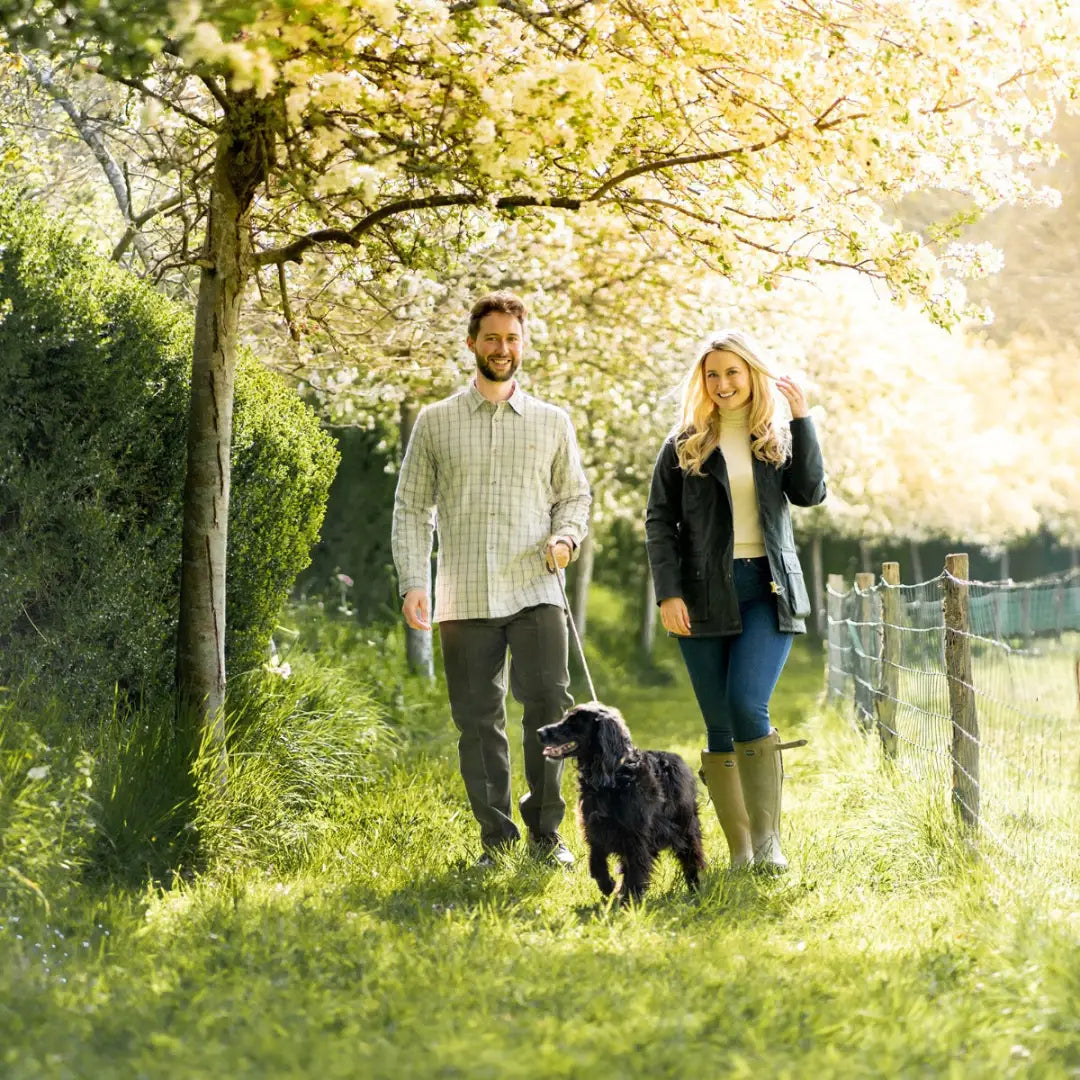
[659,596,691,636]
[402,588,431,631]
[545,538,573,573]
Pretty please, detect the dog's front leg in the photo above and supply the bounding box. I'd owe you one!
[674,817,706,890]
[589,846,616,897]
[619,843,655,905]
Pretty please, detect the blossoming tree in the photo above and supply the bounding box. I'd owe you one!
[3,0,1078,745]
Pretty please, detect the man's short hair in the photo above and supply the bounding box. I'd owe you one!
[468,291,528,340]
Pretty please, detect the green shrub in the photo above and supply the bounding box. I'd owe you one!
[0,195,339,709]
[229,360,342,672]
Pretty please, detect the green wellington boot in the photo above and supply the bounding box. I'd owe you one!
[699,750,753,869]
[734,729,804,872]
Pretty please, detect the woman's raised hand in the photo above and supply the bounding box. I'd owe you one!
[775,375,809,419]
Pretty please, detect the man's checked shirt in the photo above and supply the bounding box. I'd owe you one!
[392,381,592,621]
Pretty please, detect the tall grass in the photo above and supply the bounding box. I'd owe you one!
[0,691,95,914]
[194,656,396,874]
[0,619,402,916]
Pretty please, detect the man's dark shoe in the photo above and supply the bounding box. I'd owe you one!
[529,832,575,868]
[474,838,517,869]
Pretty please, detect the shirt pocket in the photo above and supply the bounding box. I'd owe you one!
[781,549,811,618]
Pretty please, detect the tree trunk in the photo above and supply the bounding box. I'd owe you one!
[399,399,434,681]
[810,532,825,637]
[571,527,594,641]
[639,559,656,659]
[176,97,274,756]
[909,538,925,585]
[859,538,874,574]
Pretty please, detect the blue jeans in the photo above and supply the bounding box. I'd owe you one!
[677,557,793,753]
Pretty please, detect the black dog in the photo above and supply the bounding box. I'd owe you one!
[537,703,705,903]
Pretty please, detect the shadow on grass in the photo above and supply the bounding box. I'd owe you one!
[338,841,822,932]
[337,850,572,923]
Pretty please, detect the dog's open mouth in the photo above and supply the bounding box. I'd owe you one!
[541,741,577,759]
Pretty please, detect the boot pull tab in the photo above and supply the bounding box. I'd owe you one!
[776,738,808,751]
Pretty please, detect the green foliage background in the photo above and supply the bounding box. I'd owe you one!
[0,194,339,708]
[296,424,400,623]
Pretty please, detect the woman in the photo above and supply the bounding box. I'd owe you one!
[645,330,825,871]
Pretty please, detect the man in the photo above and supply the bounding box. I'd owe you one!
[392,291,591,868]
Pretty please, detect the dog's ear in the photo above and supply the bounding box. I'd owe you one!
[595,706,633,787]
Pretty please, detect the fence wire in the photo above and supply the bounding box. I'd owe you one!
[826,566,1080,902]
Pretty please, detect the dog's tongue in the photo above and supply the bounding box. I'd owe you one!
[542,743,573,758]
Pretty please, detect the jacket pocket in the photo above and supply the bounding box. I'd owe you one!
[781,549,811,618]
[681,563,709,623]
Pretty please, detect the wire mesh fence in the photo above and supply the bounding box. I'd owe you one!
[826,556,1080,901]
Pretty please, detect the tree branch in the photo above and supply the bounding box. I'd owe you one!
[278,260,300,341]
[110,192,183,260]
[24,54,156,271]
[109,74,219,130]
[255,193,583,266]
[589,137,791,202]
[448,0,596,19]
[732,229,882,275]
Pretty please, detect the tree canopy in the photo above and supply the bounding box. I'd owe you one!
[4,1,1076,313]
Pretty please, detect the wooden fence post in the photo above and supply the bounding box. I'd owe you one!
[944,553,979,828]
[877,561,900,759]
[826,573,846,701]
[854,571,877,731]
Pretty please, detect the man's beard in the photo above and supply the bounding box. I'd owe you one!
[475,351,519,382]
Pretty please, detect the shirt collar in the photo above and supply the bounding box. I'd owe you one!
[467,379,526,415]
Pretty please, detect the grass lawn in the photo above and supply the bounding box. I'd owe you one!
[3,590,1080,1078]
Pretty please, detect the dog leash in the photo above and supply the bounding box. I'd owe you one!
[554,565,597,702]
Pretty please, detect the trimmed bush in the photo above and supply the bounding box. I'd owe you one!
[0,195,339,710]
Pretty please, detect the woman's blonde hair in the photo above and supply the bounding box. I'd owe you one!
[673,329,791,475]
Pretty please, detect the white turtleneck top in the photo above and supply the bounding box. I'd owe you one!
[717,405,767,559]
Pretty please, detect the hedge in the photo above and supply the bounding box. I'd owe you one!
[0,195,339,711]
